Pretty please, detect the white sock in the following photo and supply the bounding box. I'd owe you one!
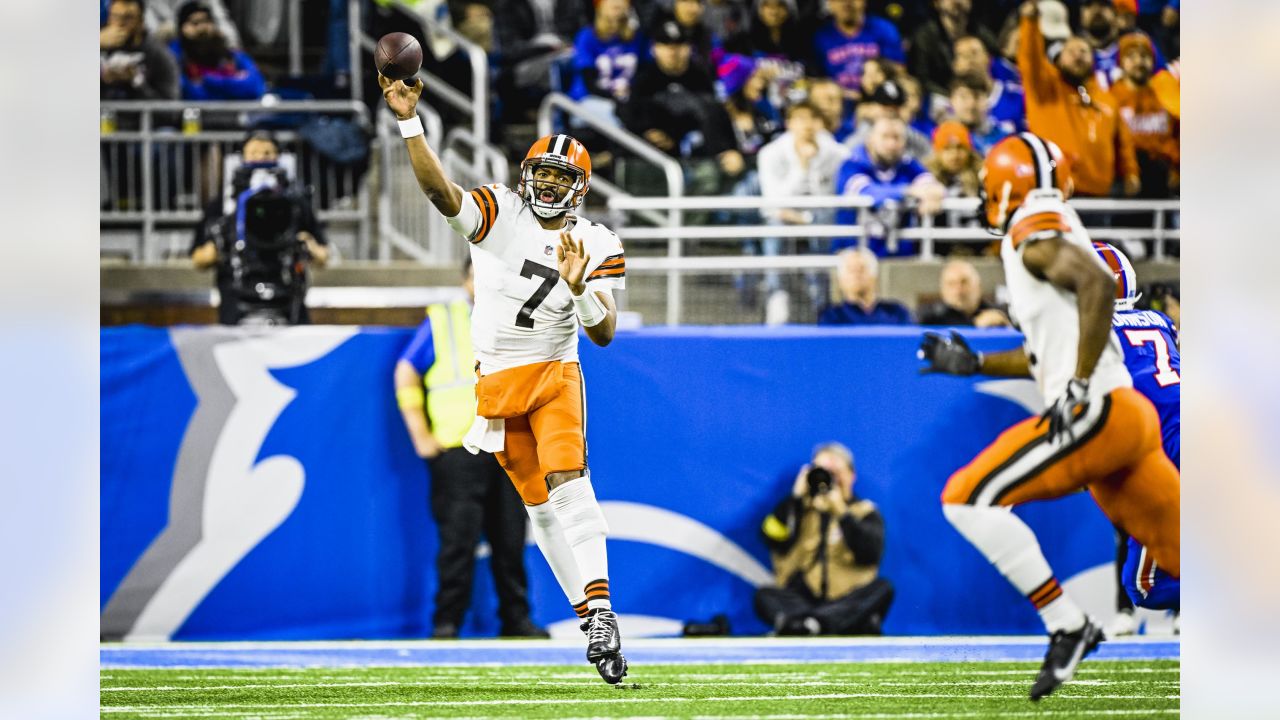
[549,476,612,610]
[943,504,1086,633]
[525,501,586,610]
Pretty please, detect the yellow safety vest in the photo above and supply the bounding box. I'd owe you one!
[423,300,477,449]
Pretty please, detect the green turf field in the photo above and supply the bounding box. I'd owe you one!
[101,660,1179,719]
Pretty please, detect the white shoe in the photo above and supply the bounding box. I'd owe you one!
[1104,610,1138,638]
[765,290,790,326]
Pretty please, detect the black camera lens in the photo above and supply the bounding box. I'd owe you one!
[806,467,833,497]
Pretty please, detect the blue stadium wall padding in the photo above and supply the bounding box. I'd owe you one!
[100,325,1113,640]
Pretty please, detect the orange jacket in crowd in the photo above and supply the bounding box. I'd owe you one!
[1110,78,1179,170]
[1150,59,1180,121]
[1018,15,1139,196]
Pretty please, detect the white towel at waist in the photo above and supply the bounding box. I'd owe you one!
[462,416,505,454]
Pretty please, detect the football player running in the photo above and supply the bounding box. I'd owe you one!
[381,74,628,684]
[921,241,1181,620]
[916,132,1180,700]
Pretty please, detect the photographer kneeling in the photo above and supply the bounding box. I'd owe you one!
[191,130,329,325]
[755,442,894,636]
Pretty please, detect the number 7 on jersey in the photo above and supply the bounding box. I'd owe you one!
[516,259,560,329]
[1123,329,1181,387]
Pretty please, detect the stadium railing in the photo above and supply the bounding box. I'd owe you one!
[538,92,689,322]
[100,99,373,262]
[606,195,1179,325]
[376,106,511,266]
[376,104,444,265]
[358,0,488,164]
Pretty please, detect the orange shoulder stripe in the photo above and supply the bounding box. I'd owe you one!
[1010,211,1070,248]
[587,268,626,280]
[468,189,491,244]
[470,186,501,244]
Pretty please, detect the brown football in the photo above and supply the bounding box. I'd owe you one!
[375,32,423,82]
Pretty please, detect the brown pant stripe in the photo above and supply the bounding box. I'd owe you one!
[1033,586,1064,609]
[1028,578,1059,605]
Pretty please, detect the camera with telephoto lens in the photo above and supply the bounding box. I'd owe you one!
[806,467,833,498]
[214,164,310,325]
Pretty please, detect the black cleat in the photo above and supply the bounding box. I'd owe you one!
[595,652,629,684]
[582,609,622,662]
[1030,617,1104,701]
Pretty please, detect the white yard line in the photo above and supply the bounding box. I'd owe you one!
[102,677,1181,692]
[101,667,1178,683]
[101,636,1179,652]
[102,692,1180,713]
[102,702,1187,712]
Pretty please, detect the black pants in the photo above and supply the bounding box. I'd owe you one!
[428,447,531,629]
[754,575,895,635]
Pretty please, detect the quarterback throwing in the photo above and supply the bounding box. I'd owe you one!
[381,74,629,684]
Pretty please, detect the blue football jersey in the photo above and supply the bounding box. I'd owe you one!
[812,16,905,92]
[569,29,646,101]
[1112,309,1181,466]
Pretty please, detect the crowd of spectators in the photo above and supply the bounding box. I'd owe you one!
[103,0,1180,214]
[100,0,266,104]
[102,0,1180,324]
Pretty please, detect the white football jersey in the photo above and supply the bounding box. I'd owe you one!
[445,183,625,374]
[1000,190,1131,407]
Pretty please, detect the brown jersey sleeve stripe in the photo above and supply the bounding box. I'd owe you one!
[1010,211,1070,248]
[469,188,492,244]
[472,186,500,243]
[479,186,500,223]
[587,268,626,281]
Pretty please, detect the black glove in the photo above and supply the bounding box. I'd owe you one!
[1038,377,1090,445]
[918,330,982,376]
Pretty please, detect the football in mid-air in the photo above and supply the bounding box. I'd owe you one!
[374,32,422,82]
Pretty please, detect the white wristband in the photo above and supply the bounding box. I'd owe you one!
[572,289,608,327]
[398,115,424,139]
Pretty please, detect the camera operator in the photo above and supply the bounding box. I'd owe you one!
[190,130,329,325]
[754,442,894,635]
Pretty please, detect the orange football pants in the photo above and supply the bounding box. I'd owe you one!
[475,360,586,505]
[941,386,1180,576]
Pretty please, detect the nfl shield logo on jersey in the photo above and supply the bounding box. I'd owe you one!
[544,245,554,256]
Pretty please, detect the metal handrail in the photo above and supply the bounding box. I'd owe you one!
[537,94,684,199]
[443,127,510,183]
[537,92,687,324]
[609,195,874,211]
[357,34,474,119]
[100,100,370,115]
[100,101,373,261]
[347,0,364,104]
[608,194,1180,262]
[627,255,843,272]
[378,107,444,264]
[617,225,868,241]
[384,0,489,162]
[608,194,1179,213]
